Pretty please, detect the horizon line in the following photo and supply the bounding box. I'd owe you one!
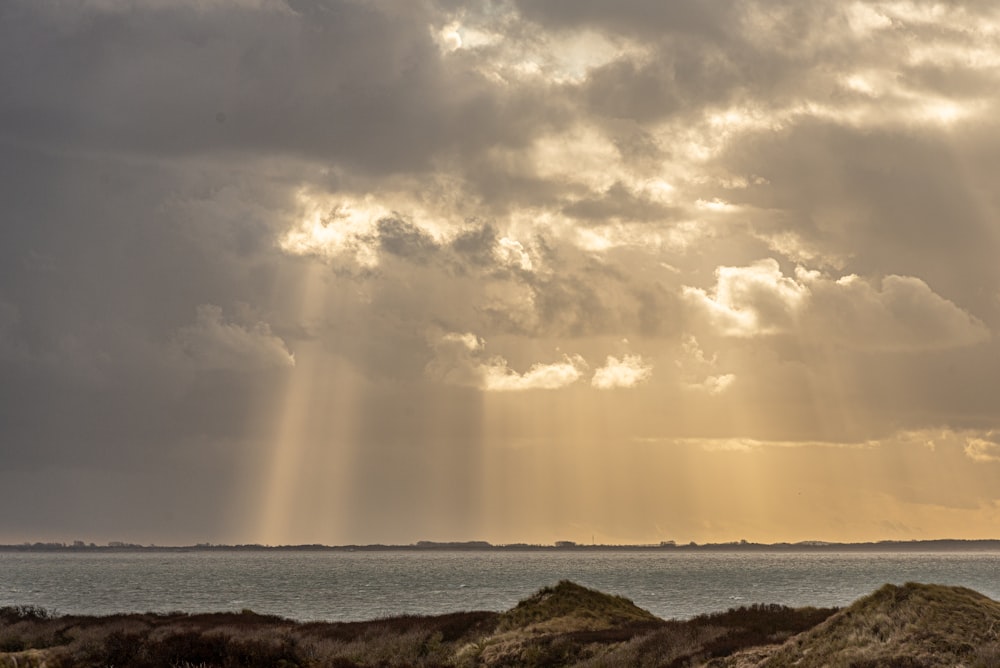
[6,538,1000,551]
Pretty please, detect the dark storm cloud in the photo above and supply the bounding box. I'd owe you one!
[0,136,300,491]
[449,222,499,269]
[376,217,441,263]
[0,0,562,177]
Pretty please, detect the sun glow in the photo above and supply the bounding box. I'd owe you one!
[279,192,389,268]
[919,100,969,125]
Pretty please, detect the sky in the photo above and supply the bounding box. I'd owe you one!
[2,0,1000,547]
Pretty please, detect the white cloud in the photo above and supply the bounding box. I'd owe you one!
[279,192,387,269]
[426,331,586,391]
[686,260,990,351]
[495,237,534,271]
[441,331,482,351]
[172,305,294,371]
[434,6,640,86]
[697,373,736,395]
[483,354,587,391]
[683,259,808,336]
[696,198,739,212]
[591,354,652,389]
[964,434,1000,463]
[432,20,501,54]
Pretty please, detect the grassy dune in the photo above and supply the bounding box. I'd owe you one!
[720,582,1000,668]
[3,581,996,667]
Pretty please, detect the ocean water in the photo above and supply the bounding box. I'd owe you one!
[2,550,1000,622]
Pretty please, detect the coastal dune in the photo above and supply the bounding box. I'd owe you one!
[724,582,1000,667]
[1,581,996,667]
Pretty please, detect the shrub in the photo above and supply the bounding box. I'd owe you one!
[0,606,54,622]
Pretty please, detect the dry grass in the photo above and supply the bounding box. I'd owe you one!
[456,580,665,666]
[0,605,499,668]
[497,581,659,634]
[735,583,1000,668]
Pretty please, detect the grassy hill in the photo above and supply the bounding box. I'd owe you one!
[497,580,660,633]
[458,580,664,666]
[729,582,1000,668]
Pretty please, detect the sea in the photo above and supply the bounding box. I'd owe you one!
[3,550,1000,623]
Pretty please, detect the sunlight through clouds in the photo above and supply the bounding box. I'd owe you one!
[5,0,1000,545]
[279,192,389,269]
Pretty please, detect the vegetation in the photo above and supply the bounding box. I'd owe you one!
[496,580,660,632]
[0,607,497,668]
[3,581,998,667]
[725,582,1000,668]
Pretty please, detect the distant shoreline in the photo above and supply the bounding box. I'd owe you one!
[5,538,1000,553]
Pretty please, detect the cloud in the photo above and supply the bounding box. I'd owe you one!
[511,0,742,41]
[674,336,735,394]
[278,193,537,278]
[4,0,1000,545]
[562,181,681,224]
[753,230,848,270]
[278,195,388,270]
[449,223,501,268]
[807,273,991,351]
[426,331,586,391]
[683,259,808,336]
[685,260,990,351]
[483,354,587,391]
[494,237,534,272]
[0,0,571,186]
[698,373,736,394]
[591,354,652,389]
[376,217,442,264]
[424,332,487,388]
[965,433,1000,463]
[718,119,1000,317]
[171,305,294,372]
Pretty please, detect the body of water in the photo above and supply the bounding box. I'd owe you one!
[2,550,999,622]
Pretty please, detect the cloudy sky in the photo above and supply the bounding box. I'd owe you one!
[2,0,1000,546]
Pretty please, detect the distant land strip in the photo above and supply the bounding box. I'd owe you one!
[5,539,1000,552]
